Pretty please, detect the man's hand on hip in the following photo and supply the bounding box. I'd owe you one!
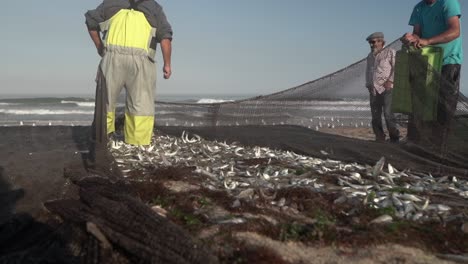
[97,45,105,57]
[383,81,393,90]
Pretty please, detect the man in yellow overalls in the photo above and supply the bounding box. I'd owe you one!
[85,0,172,146]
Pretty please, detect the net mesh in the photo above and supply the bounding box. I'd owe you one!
[150,40,468,169]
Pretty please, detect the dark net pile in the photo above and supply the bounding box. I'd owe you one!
[154,40,468,170]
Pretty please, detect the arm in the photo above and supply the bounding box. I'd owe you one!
[88,30,104,57]
[413,24,421,36]
[85,3,106,56]
[160,39,172,79]
[417,16,460,47]
[407,0,461,48]
[384,50,396,90]
[154,5,173,79]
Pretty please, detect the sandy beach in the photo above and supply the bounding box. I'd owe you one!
[0,125,467,263]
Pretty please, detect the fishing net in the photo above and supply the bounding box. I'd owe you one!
[2,40,467,263]
[151,40,468,173]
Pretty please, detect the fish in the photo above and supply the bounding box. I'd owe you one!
[224,179,239,190]
[218,218,246,224]
[108,131,468,224]
[370,215,393,224]
[372,157,386,177]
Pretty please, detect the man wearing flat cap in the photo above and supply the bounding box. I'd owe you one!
[365,32,400,143]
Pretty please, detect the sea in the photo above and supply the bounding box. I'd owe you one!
[0,93,412,128]
[0,94,258,126]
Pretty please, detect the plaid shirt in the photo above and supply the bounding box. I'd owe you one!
[366,47,396,94]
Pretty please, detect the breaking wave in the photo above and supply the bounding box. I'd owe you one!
[61,100,95,107]
[196,98,235,104]
[0,109,94,115]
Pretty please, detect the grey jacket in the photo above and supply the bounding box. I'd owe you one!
[85,0,173,43]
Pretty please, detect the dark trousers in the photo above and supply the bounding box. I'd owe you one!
[407,64,461,152]
[370,90,400,142]
[434,64,461,151]
[89,67,109,164]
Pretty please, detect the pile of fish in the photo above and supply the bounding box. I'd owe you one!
[109,131,468,224]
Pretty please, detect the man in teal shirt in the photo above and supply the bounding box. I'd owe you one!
[402,0,462,153]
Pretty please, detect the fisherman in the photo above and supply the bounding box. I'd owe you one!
[402,0,462,152]
[85,0,173,146]
[365,32,400,143]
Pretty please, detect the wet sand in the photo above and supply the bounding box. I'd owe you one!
[319,127,408,141]
[0,126,89,221]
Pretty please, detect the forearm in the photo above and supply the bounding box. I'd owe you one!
[417,17,460,46]
[426,27,460,45]
[412,25,421,37]
[160,39,172,66]
[88,30,103,53]
[385,69,394,89]
[388,53,395,83]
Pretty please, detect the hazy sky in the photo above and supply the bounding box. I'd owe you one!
[1,0,467,97]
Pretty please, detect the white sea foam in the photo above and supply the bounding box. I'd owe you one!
[0,103,18,106]
[189,99,369,106]
[306,100,369,105]
[0,109,94,115]
[197,98,234,104]
[61,100,95,107]
[303,106,370,111]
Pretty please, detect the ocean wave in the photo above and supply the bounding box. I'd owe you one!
[196,98,235,104]
[302,106,370,111]
[0,97,94,105]
[0,103,18,106]
[240,100,370,106]
[61,100,95,107]
[0,109,94,115]
[304,100,369,105]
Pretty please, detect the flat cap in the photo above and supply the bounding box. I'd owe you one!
[366,32,384,41]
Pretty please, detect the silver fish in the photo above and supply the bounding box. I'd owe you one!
[372,157,386,177]
[370,215,393,224]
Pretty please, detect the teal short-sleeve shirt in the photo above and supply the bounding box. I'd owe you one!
[409,0,463,65]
